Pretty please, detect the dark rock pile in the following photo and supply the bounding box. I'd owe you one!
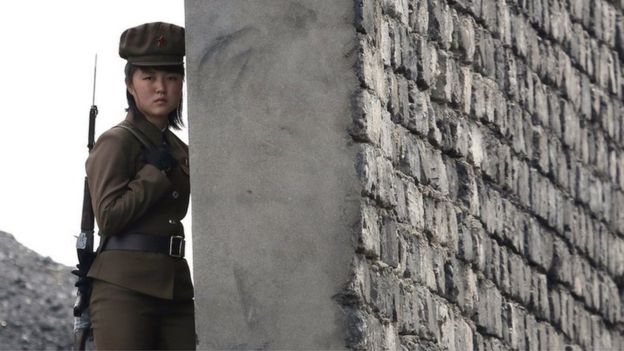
[0,231,75,350]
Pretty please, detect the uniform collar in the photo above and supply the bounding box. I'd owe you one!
[125,111,169,146]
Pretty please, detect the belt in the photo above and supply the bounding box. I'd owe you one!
[100,232,185,258]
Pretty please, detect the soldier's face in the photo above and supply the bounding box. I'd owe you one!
[127,67,183,124]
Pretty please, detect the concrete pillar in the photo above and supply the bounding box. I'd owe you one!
[185,1,359,349]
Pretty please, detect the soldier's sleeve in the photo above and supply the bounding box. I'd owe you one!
[86,129,171,236]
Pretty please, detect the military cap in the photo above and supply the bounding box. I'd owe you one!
[119,22,185,66]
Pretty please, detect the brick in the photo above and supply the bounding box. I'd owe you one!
[590,0,604,41]
[600,272,622,324]
[530,272,550,320]
[551,237,573,285]
[533,79,549,128]
[587,37,599,79]
[453,0,482,19]
[380,217,400,268]
[407,84,433,136]
[359,201,381,258]
[470,73,486,120]
[574,302,591,348]
[351,89,383,144]
[476,278,503,338]
[459,66,473,115]
[458,217,481,265]
[473,219,487,272]
[516,158,531,208]
[382,0,408,25]
[419,145,449,195]
[420,288,441,341]
[508,105,525,155]
[357,312,387,350]
[524,313,539,351]
[531,125,549,174]
[522,110,534,158]
[548,134,564,182]
[475,28,496,78]
[415,37,439,89]
[388,73,410,126]
[438,303,455,350]
[404,235,437,291]
[379,18,391,66]
[423,197,451,246]
[354,0,380,36]
[390,20,408,72]
[404,182,424,230]
[568,0,584,22]
[358,144,397,208]
[456,161,480,215]
[397,284,420,335]
[558,289,574,340]
[437,108,469,158]
[575,163,590,206]
[369,269,400,321]
[518,64,535,115]
[455,263,478,315]
[432,51,455,104]
[409,0,429,35]
[484,235,501,285]
[455,15,475,63]
[546,323,564,351]
[529,168,547,220]
[562,198,577,246]
[501,199,524,253]
[502,302,526,349]
[498,245,510,294]
[351,256,372,305]
[358,38,387,101]
[590,316,609,351]
[481,135,500,183]
[427,0,453,50]
[510,12,528,58]
[549,0,568,44]
[394,178,409,224]
[397,132,421,181]
[617,12,624,58]
[561,52,581,107]
[484,75,501,126]
[453,318,473,351]
[496,0,511,46]
[478,183,498,235]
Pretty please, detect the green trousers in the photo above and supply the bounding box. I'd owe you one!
[90,279,196,350]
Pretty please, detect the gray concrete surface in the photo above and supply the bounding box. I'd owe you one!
[185,1,359,349]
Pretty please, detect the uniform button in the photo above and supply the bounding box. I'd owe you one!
[169,219,177,225]
[172,191,180,199]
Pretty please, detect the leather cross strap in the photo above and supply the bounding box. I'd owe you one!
[100,232,185,258]
[114,122,156,149]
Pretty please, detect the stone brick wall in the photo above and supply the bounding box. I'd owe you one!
[343,0,624,349]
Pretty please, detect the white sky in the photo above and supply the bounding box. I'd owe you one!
[0,0,192,267]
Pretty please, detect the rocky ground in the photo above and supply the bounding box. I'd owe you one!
[0,231,77,350]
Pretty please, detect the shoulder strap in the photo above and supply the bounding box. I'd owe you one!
[114,122,156,149]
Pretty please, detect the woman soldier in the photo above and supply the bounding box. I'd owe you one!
[86,22,195,350]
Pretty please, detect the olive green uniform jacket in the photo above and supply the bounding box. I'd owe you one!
[86,112,193,300]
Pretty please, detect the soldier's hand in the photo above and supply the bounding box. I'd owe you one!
[143,147,178,173]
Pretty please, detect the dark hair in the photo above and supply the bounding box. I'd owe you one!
[124,63,185,130]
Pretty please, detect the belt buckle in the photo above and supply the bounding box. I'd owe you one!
[169,236,185,258]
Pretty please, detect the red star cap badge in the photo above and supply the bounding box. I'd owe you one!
[156,35,167,48]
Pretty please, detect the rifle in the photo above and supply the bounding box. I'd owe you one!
[72,54,98,351]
